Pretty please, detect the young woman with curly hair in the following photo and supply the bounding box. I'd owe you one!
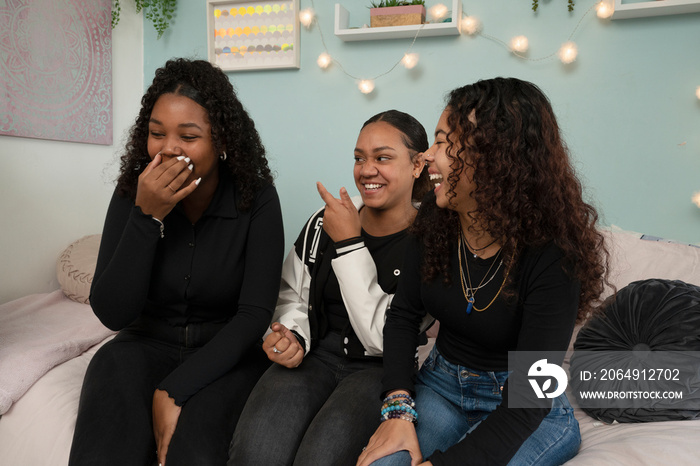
[358,78,608,466]
[69,58,284,466]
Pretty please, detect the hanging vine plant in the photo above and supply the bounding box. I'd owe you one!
[112,0,177,39]
[532,0,575,12]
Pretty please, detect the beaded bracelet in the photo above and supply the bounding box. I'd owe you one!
[380,394,417,424]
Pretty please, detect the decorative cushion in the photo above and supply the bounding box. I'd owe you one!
[570,279,700,423]
[56,235,101,304]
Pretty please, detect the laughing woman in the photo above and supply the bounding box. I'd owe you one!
[69,59,284,466]
[229,110,431,466]
[357,78,608,466]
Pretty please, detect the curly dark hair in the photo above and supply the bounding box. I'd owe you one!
[413,77,609,322]
[116,58,272,211]
[361,109,431,202]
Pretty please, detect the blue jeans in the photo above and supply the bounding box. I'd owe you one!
[229,332,383,466]
[372,346,580,466]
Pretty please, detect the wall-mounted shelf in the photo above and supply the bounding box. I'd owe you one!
[334,0,462,42]
[612,0,700,19]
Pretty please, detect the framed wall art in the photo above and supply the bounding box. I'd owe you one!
[206,0,300,72]
[0,0,112,145]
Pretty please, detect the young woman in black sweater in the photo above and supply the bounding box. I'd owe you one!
[358,78,608,466]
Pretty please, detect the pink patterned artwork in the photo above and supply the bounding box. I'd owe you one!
[0,0,112,145]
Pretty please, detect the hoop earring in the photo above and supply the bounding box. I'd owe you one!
[220,151,227,161]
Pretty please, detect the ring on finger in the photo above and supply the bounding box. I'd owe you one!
[167,184,177,193]
[272,346,281,354]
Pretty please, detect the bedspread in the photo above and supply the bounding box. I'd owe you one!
[0,290,115,414]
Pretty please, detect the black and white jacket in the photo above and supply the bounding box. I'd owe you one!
[272,197,423,358]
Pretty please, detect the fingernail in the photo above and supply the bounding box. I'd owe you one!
[176,155,185,161]
[188,164,193,171]
[195,177,202,185]
[184,157,191,163]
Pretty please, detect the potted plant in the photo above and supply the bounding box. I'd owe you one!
[369,0,426,28]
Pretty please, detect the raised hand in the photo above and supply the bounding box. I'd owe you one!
[263,322,304,368]
[316,182,361,243]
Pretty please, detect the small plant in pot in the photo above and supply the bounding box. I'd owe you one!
[369,0,426,27]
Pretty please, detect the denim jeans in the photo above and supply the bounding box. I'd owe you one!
[372,346,580,466]
[229,331,383,466]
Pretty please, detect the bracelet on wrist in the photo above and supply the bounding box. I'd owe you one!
[151,216,164,238]
[380,393,417,424]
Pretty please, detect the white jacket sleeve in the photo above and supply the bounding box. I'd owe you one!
[271,247,312,355]
[332,245,390,357]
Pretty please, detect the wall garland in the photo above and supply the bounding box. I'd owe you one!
[301,0,617,94]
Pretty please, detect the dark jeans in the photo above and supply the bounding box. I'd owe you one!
[68,316,270,466]
[229,331,383,466]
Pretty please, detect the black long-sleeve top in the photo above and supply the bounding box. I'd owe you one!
[90,171,284,406]
[382,235,580,465]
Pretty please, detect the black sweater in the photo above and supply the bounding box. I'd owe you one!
[90,171,284,405]
[382,236,580,465]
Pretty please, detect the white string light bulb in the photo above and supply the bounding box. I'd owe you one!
[401,53,419,69]
[317,52,331,69]
[461,16,481,35]
[596,1,614,19]
[696,86,700,100]
[358,80,375,94]
[299,8,315,29]
[693,191,700,209]
[558,41,578,64]
[428,4,448,22]
[510,35,529,53]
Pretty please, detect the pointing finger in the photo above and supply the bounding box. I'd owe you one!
[316,181,338,205]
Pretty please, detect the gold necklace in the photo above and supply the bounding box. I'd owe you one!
[458,232,513,314]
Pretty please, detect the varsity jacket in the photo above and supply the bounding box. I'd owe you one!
[272,197,413,358]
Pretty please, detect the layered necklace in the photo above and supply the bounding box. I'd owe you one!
[458,230,513,315]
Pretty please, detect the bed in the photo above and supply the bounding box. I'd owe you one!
[1,229,699,465]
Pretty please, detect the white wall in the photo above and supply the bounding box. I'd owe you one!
[0,3,143,304]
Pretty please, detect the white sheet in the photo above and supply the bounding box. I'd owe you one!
[0,290,115,414]
[0,340,110,466]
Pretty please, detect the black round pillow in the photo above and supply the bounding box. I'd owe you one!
[570,278,700,423]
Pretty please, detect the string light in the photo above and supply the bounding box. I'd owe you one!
[509,35,529,53]
[302,1,647,93]
[299,8,315,29]
[596,1,614,19]
[461,16,481,35]
[317,52,332,69]
[358,79,375,94]
[693,192,700,209]
[428,4,449,22]
[696,86,700,100]
[401,53,419,69]
[558,41,578,64]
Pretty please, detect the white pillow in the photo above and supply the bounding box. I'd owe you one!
[602,227,700,299]
[56,235,101,304]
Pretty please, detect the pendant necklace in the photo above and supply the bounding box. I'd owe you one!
[458,231,514,314]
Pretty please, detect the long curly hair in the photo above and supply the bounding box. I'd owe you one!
[116,58,272,211]
[361,109,431,202]
[413,77,609,322]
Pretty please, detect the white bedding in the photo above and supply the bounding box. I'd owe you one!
[0,339,111,466]
[0,290,115,415]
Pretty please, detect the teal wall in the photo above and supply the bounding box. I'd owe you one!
[144,1,700,247]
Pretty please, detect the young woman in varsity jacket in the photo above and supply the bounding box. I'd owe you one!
[229,110,432,466]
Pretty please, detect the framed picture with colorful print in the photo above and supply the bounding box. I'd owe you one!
[206,0,300,71]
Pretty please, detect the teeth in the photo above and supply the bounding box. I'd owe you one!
[364,184,383,190]
[429,173,443,181]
